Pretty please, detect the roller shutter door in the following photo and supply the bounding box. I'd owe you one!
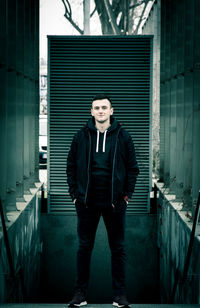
[48,36,152,214]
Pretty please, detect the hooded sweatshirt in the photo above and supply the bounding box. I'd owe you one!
[87,117,119,206]
[67,116,140,206]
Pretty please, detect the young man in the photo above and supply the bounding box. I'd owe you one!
[67,94,139,307]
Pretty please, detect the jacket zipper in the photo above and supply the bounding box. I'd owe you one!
[84,131,91,205]
[111,127,121,205]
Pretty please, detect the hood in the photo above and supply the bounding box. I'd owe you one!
[86,116,120,133]
[86,116,121,153]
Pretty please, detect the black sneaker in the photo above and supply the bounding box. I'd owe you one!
[68,290,87,307]
[113,294,130,307]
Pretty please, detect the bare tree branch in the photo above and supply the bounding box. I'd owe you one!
[64,13,84,34]
[93,0,151,36]
[61,0,84,35]
[61,0,72,18]
[103,0,121,35]
[93,0,112,34]
[129,0,146,9]
[133,0,149,34]
[90,6,97,18]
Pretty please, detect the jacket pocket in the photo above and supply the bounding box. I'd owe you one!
[114,198,127,212]
[75,197,86,213]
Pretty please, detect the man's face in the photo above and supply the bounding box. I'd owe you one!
[91,99,114,124]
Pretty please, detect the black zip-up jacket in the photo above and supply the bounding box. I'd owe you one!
[67,117,139,206]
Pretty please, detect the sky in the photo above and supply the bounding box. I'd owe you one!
[40,0,102,61]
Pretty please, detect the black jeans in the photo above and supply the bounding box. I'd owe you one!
[75,200,127,296]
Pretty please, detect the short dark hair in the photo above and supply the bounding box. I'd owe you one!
[92,93,112,107]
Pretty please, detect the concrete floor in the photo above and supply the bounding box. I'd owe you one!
[0,305,200,308]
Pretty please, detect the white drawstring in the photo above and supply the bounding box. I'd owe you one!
[96,129,108,152]
[102,130,108,152]
[96,130,100,152]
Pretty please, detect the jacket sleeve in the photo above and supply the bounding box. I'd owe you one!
[66,133,78,201]
[125,134,140,199]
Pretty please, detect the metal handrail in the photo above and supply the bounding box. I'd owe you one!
[170,190,200,303]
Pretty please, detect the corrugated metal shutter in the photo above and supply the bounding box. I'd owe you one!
[48,36,152,214]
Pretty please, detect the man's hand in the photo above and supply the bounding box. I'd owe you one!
[124,196,129,204]
[73,199,77,204]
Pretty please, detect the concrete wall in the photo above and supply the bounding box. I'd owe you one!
[40,214,159,304]
[159,0,200,208]
[142,0,200,211]
[0,0,40,216]
[141,0,161,178]
[0,0,40,301]
[156,182,200,304]
[0,185,42,303]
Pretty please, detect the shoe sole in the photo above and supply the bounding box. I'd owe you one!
[113,302,131,308]
[68,301,87,307]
